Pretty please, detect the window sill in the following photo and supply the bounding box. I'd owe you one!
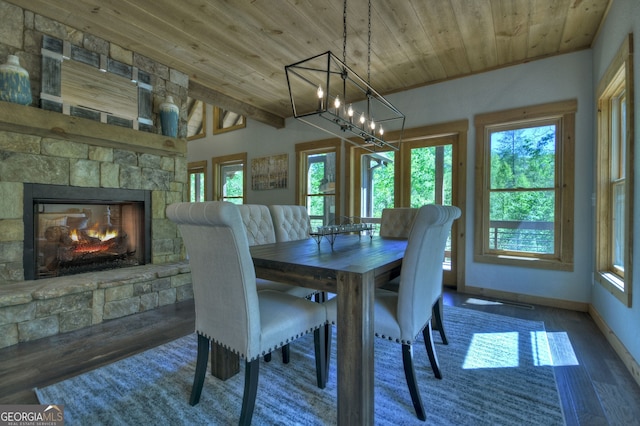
[596,271,630,307]
[474,253,573,271]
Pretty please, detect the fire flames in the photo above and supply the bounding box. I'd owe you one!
[69,224,121,254]
[70,226,118,242]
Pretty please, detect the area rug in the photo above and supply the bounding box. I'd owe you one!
[35,306,565,425]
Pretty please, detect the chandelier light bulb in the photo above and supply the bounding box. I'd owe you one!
[317,85,324,110]
[334,96,341,109]
[359,113,366,125]
[379,127,384,136]
[347,104,354,117]
[370,119,375,130]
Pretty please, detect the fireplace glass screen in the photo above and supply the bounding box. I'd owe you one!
[34,201,145,278]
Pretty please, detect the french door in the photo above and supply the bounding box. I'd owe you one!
[352,123,466,288]
[400,135,460,286]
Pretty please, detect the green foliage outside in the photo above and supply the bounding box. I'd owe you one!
[307,153,335,227]
[189,173,205,202]
[223,169,243,204]
[488,125,557,253]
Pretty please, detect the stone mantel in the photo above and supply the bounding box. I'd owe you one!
[0,102,186,157]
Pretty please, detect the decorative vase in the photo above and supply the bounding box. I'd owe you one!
[0,54,32,105]
[159,95,179,137]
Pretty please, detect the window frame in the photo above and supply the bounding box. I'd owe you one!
[211,152,247,204]
[187,160,207,202]
[474,100,576,271]
[595,33,634,307]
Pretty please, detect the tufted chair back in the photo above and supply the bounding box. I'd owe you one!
[268,205,312,242]
[237,204,276,246]
[379,207,418,239]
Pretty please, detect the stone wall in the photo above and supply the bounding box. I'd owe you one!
[0,0,192,349]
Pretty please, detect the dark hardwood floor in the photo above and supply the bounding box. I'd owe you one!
[1,289,639,425]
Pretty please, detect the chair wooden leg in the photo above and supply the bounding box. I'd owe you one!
[324,324,332,383]
[189,334,210,406]
[423,321,442,379]
[239,359,260,426]
[282,344,290,364]
[313,325,327,388]
[432,297,448,345]
[402,344,427,421]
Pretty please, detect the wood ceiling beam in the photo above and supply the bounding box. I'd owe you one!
[188,81,285,130]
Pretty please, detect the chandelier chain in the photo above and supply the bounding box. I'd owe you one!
[342,0,348,66]
[367,0,372,84]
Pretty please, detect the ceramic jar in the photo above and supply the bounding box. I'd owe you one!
[0,55,32,105]
[159,95,179,137]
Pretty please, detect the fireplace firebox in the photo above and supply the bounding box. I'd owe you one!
[23,184,151,280]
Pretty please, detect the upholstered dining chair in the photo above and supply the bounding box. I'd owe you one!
[326,204,461,421]
[237,204,318,363]
[379,207,449,345]
[268,204,312,242]
[166,201,328,425]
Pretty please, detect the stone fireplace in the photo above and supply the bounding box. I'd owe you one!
[23,184,151,280]
[0,103,191,349]
[0,5,194,350]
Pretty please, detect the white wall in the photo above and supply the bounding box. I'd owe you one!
[590,0,640,370]
[188,48,595,305]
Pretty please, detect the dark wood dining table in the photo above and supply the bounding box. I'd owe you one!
[249,234,408,425]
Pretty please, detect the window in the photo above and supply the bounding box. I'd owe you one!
[474,101,576,270]
[361,151,395,218]
[211,153,247,205]
[213,106,246,134]
[296,141,340,229]
[187,161,207,202]
[596,34,634,306]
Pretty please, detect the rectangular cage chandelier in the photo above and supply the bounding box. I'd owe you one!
[285,51,404,151]
[285,0,405,151]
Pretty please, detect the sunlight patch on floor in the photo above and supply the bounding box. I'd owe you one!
[463,332,519,368]
[463,331,554,369]
[463,297,503,306]
[546,331,580,366]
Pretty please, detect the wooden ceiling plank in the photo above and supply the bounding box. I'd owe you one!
[410,0,472,79]
[527,0,568,59]
[450,0,499,72]
[372,1,446,86]
[491,0,530,64]
[561,0,611,51]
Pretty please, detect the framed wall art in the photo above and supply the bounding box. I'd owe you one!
[251,154,288,190]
